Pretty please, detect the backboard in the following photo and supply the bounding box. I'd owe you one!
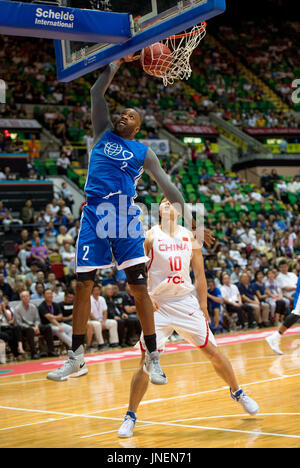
[55,0,226,82]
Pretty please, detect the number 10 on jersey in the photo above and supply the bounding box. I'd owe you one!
[169,256,182,272]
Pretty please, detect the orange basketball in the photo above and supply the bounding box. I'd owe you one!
[141,42,173,77]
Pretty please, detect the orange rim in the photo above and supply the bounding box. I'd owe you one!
[168,22,206,40]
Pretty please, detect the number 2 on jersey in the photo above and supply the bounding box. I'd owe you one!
[168,256,182,272]
[83,245,90,261]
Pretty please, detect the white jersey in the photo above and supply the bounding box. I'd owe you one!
[147,225,195,301]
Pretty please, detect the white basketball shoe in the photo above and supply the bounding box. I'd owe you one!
[143,351,167,385]
[230,388,259,415]
[46,345,88,381]
[265,332,283,355]
[118,413,136,438]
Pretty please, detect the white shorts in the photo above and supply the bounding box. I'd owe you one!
[140,294,217,353]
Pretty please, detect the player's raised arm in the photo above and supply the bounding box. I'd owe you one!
[90,62,120,143]
[91,54,140,144]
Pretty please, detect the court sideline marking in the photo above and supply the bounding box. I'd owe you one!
[0,404,299,441]
[80,413,300,441]
[0,326,299,379]
[0,372,300,440]
[0,352,297,387]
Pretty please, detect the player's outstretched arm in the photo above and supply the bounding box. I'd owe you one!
[144,148,193,226]
[90,63,121,143]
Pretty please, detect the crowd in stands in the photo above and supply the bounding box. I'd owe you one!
[216,21,300,111]
[0,222,142,364]
[1,22,299,156]
[0,151,299,362]
[0,23,299,363]
[148,156,299,334]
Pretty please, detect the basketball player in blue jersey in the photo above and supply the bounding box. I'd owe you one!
[47,55,214,383]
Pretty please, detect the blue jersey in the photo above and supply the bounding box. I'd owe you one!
[294,276,300,309]
[84,130,148,201]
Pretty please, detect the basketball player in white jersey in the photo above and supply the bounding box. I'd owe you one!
[118,198,259,437]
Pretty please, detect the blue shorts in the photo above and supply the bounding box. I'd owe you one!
[75,199,149,272]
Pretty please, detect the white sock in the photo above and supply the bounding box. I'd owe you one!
[274,330,281,339]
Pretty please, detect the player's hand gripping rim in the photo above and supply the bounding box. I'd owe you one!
[114,53,141,67]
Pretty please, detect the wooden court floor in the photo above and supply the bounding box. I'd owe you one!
[0,332,299,448]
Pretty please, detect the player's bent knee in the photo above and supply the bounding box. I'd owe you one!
[124,263,148,285]
[283,312,299,328]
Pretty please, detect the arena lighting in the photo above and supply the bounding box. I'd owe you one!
[183,137,204,144]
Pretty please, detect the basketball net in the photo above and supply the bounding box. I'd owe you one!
[141,23,206,86]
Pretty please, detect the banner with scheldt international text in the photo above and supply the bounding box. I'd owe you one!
[0,0,131,42]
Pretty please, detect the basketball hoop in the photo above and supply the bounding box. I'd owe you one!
[141,22,207,86]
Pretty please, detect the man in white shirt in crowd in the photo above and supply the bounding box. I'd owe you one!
[58,200,74,223]
[248,114,257,127]
[52,281,65,303]
[233,188,248,203]
[89,283,119,350]
[230,264,242,285]
[61,182,74,209]
[61,242,75,271]
[19,242,34,273]
[67,220,80,241]
[225,178,237,192]
[276,260,298,305]
[229,243,243,265]
[49,198,60,217]
[287,175,300,194]
[239,226,256,248]
[220,273,254,330]
[250,190,263,202]
[211,189,222,204]
[30,270,45,295]
[56,153,71,174]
